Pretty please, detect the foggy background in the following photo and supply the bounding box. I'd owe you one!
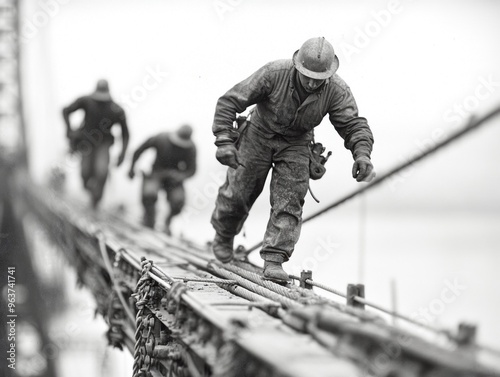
[16,0,500,375]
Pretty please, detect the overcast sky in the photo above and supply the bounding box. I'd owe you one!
[20,0,500,217]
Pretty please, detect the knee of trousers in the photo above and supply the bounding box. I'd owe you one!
[168,200,184,216]
[167,187,185,209]
[142,193,158,206]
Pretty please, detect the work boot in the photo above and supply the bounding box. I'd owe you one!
[263,261,290,283]
[143,205,155,229]
[212,234,234,263]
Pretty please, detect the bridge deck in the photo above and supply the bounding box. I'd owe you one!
[14,170,500,377]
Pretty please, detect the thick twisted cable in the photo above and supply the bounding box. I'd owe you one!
[209,263,302,309]
[221,263,301,301]
[221,283,281,309]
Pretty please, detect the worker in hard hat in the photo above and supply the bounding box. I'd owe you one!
[128,125,197,236]
[211,37,375,282]
[63,79,129,209]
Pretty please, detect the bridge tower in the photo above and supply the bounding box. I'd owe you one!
[0,1,57,376]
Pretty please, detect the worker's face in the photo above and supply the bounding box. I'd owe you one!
[298,72,325,93]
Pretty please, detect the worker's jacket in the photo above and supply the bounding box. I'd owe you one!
[65,95,127,144]
[132,132,197,183]
[213,59,374,157]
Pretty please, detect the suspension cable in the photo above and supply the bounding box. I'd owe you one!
[246,104,500,254]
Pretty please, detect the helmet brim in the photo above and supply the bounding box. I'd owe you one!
[293,50,340,80]
[169,132,194,148]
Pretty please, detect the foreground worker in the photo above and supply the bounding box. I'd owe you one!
[128,125,197,235]
[211,37,375,282]
[63,79,129,208]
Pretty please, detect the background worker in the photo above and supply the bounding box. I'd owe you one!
[211,37,375,282]
[62,79,129,208]
[128,125,197,235]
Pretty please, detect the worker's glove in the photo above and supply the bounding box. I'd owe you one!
[66,130,80,153]
[215,144,241,169]
[352,156,375,182]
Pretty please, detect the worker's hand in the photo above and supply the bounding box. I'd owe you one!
[66,131,79,153]
[117,153,126,167]
[352,156,375,182]
[128,169,135,179]
[216,144,241,169]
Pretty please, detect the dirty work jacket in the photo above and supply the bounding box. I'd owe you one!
[65,96,127,145]
[213,59,374,159]
[133,132,197,182]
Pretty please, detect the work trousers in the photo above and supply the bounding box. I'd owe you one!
[211,125,310,262]
[80,141,112,205]
[142,173,185,229]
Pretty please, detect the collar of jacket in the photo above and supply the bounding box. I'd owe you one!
[289,66,330,97]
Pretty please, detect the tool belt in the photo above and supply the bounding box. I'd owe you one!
[234,115,331,180]
[308,142,331,180]
[233,115,251,148]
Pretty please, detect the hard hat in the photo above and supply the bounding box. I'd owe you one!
[169,124,193,148]
[293,37,339,80]
[91,79,112,101]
